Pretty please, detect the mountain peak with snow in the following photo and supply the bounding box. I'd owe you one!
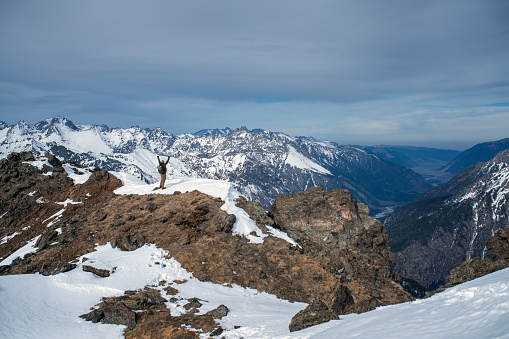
[35,115,79,131]
[0,116,432,216]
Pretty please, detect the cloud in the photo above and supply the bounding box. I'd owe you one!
[348,121,400,136]
[0,0,508,148]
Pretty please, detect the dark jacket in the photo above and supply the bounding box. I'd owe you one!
[157,156,170,174]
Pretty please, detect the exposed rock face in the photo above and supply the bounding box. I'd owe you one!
[270,187,412,328]
[0,151,412,335]
[448,228,509,286]
[486,228,509,262]
[385,149,509,289]
[289,299,337,332]
[270,187,390,256]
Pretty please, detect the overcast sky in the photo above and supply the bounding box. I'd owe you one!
[1,0,508,149]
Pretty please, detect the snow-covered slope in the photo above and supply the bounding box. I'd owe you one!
[1,236,508,338]
[0,162,507,338]
[0,116,431,215]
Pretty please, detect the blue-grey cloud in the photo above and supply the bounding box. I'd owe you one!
[0,0,508,149]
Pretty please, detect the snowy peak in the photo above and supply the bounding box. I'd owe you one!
[0,116,431,215]
[35,116,79,132]
[193,127,234,137]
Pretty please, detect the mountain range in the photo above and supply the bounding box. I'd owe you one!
[0,116,432,216]
[385,148,509,289]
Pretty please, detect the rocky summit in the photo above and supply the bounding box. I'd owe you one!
[0,151,412,336]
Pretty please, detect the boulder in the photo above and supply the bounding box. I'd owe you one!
[289,299,336,332]
[82,265,111,278]
[486,228,509,262]
[101,301,137,328]
[205,305,229,319]
[325,283,354,315]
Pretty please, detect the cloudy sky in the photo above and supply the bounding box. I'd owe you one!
[1,0,508,149]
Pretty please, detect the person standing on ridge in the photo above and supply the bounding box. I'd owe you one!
[157,155,170,189]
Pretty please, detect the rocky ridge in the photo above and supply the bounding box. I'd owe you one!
[0,151,412,336]
[384,149,509,289]
[0,116,432,215]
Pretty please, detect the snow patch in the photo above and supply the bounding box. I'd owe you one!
[266,226,301,248]
[0,232,21,245]
[285,146,331,175]
[0,235,41,266]
[114,178,268,244]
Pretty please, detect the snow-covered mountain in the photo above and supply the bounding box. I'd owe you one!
[0,116,431,215]
[385,149,509,289]
[0,154,507,338]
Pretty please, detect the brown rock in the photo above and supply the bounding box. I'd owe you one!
[82,265,111,278]
[205,305,229,319]
[102,301,137,328]
[289,299,336,332]
[486,228,509,261]
[325,283,354,315]
[1,152,413,335]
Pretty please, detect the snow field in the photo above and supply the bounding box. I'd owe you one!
[0,243,307,339]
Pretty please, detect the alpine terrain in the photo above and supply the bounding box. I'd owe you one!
[0,150,413,336]
[385,148,509,289]
[0,116,431,216]
[0,150,508,338]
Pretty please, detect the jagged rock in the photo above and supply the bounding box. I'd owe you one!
[183,298,203,313]
[269,187,388,254]
[51,260,76,275]
[236,196,274,226]
[289,299,336,332]
[82,265,111,278]
[119,235,145,251]
[486,228,509,261]
[215,213,236,232]
[325,283,354,315]
[448,229,509,286]
[80,308,104,323]
[39,259,77,276]
[131,289,166,308]
[45,151,62,168]
[101,301,137,328]
[35,230,59,251]
[110,237,119,248]
[205,305,229,319]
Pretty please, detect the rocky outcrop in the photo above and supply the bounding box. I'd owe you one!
[0,151,412,335]
[448,228,509,286]
[270,187,412,329]
[289,299,337,332]
[486,228,509,262]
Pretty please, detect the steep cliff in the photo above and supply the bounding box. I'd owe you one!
[385,149,509,289]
